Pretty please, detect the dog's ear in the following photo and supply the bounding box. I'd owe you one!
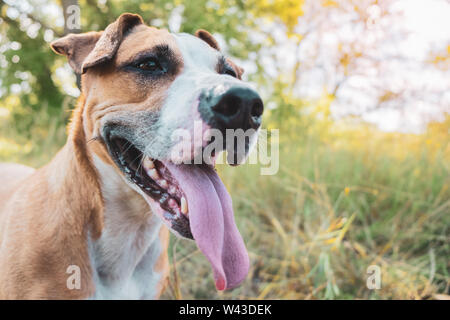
[195,29,221,51]
[51,32,102,74]
[195,29,245,78]
[227,60,245,79]
[51,13,143,74]
[81,13,143,74]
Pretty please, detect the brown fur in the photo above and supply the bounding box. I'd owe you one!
[195,29,221,51]
[0,96,103,298]
[154,227,170,297]
[0,13,173,299]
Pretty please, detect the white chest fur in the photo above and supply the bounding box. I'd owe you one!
[89,156,165,300]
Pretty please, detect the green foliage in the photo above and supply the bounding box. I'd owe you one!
[1,2,65,138]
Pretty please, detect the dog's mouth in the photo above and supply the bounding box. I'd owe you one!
[105,135,250,291]
[107,136,193,239]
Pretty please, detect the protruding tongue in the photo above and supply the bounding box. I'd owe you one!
[165,163,249,290]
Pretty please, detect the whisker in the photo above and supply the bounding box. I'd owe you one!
[119,140,133,158]
[87,136,101,145]
[136,153,145,173]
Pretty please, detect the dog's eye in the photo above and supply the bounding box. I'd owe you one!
[136,58,163,73]
[222,65,237,78]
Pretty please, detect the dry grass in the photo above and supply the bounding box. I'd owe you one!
[1,110,449,300]
[162,122,450,300]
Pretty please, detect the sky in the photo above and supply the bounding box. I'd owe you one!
[238,0,450,133]
[361,0,450,132]
[305,0,450,133]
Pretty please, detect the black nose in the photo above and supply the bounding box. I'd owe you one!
[200,87,264,132]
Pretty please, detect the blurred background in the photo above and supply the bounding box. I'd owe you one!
[0,0,449,299]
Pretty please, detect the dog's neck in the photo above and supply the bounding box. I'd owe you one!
[64,96,168,299]
[89,155,166,299]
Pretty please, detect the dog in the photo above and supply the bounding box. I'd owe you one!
[0,13,263,299]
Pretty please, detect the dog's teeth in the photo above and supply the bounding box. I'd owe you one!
[169,186,177,195]
[181,197,188,214]
[143,156,155,169]
[159,179,168,188]
[148,168,159,180]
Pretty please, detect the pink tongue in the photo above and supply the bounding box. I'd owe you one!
[165,163,249,290]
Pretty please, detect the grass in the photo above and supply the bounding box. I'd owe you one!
[1,108,449,300]
[163,123,450,300]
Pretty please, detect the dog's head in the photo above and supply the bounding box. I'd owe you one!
[51,13,263,290]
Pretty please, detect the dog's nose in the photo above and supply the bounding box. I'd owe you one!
[201,87,264,132]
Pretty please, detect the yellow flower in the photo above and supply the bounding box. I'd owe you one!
[325,237,338,245]
[344,187,350,195]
